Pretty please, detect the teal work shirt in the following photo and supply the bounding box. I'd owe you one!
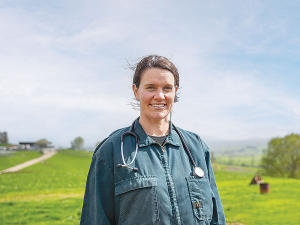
[80,119,226,225]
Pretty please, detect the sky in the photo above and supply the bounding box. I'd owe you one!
[1,0,300,149]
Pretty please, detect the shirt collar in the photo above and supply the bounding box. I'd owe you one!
[133,118,181,147]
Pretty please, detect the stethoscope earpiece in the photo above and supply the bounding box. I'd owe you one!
[117,163,138,172]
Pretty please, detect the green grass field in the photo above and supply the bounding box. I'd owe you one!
[0,151,42,171]
[215,154,262,167]
[214,166,300,224]
[0,150,299,224]
[0,150,92,224]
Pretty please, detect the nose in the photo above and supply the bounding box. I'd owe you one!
[154,88,165,101]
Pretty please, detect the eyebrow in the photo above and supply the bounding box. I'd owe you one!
[144,83,174,86]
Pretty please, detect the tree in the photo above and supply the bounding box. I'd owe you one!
[0,132,8,144]
[35,139,52,148]
[71,137,84,150]
[261,133,300,178]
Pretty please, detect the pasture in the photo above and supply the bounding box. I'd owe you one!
[0,151,42,171]
[0,150,299,224]
[215,154,262,167]
[215,166,300,224]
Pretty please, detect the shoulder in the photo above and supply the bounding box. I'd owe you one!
[93,126,130,157]
[175,127,209,153]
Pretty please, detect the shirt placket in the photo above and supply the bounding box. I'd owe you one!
[160,143,181,225]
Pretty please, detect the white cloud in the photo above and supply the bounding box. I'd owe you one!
[1,1,300,148]
[173,65,300,141]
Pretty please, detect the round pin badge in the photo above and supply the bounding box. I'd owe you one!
[193,167,204,178]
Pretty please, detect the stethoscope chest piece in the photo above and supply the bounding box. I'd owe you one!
[118,120,206,178]
[193,167,204,178]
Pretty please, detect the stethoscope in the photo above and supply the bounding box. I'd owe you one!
[117,120,205,178]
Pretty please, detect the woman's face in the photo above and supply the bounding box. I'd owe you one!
[133,68,177,123]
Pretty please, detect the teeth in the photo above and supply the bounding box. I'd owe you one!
[152,104,164,107]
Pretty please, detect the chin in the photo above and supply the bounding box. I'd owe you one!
[150,113,169,121]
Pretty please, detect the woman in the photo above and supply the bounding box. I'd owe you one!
[80,55,226,225]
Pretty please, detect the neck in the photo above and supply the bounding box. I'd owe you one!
[138,116,170,136]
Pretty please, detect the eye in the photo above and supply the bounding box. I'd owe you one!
[146,86,155,90]
[163,86,172,91]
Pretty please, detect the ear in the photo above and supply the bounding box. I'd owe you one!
[175,85,178,93]
[132,84,139,100]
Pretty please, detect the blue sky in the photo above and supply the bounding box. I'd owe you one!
[1,1,300,149]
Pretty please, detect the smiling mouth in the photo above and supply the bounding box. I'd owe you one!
[151,104,166,108]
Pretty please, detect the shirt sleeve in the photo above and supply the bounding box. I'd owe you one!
[80,151,115,225]
[202,140,226,225]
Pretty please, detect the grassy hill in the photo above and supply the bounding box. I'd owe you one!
[0,150,299,224]
[215,154,263,167]
[209,139,268,167]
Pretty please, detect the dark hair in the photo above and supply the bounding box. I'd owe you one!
[132,55,180,102]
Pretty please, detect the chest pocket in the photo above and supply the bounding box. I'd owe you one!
[115,176,159,225]
[186,176,213,222]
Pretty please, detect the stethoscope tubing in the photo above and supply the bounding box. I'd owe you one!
[171,123,197,168]
[117,120,204,177]
[120,137,139,168]
[117,121,139,171]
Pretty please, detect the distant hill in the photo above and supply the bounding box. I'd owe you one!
[207,139,268,156]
